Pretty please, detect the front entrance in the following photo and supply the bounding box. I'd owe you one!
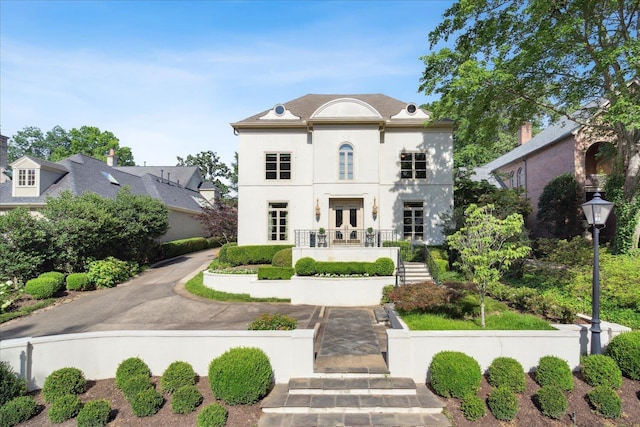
[329,198,363,245]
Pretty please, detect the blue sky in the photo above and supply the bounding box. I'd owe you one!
[1,0,454,167]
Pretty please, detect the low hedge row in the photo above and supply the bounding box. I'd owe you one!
[221,244,293,266]
[159,237,210,260]
[257,266,295,280]
[294,257,394,276]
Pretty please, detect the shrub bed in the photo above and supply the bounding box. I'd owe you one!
[0,361,27,406]
[460,394,485,421]
[115,357,150,390]
[24,277,63,299]
[487,357,526,392]
[121,374,154,401]
[48,394,82,423]
[605,331,640,380]
[487,387,518,421]
[248,313,297,330]
[196,403,228,427]
[208,347,273,405]
[129,388,163,417]
[76,399,111,427]
[0,396,37,427]
[535,356,573,391]
[535,385,567,419]
[171,385,203,414]
[161,361,196,393]
[42,367,86,403]
[581,354,622,389]
[294,257,394,276]
[429,351,481,398]
[257,266,295,280]
[65,272,93,291]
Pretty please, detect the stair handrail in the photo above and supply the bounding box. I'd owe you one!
[395,250,406,287]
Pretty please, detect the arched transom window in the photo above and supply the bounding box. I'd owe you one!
[339,143,353,180]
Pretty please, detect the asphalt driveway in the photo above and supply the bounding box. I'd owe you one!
[0,249,319,340]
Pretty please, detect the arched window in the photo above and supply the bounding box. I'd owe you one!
[339,143,353,180]
[517,167,525,188]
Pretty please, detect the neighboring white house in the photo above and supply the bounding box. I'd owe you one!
[231,94,454,251]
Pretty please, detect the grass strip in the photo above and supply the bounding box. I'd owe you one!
[402,311,556,331]
[185,272,290,303]
[0,299,57,324]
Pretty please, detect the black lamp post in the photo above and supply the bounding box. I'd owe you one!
[581,192,614,355]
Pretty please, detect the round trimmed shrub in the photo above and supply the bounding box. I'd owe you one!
[0,361,27,406]
[294,257,316,276]
[0,396,37,427]
[535,355,573,391]
[171,385,203,414]
[487,357,526,392]
[121,374,154,401]
[42,367,86,403]
[38,271,65,286]
[24,277,62,299]
[460,394,486,421]
[605,331,640,380]
[196,403,228,427]
[272,248,292,267]
[129,388,163,417]
[208,347,273,405]
[161,361,196,393]
[536,385,567,419]
[373,257,395,276]
[48,394,82,423]
[66,273,93,291]
[487,387,519,421]
[429,351,481,398]
[581,354,622,389]
[248,312,297,330]
[76,399,111,427]
[587,385,622,419]
[115,357,150,390]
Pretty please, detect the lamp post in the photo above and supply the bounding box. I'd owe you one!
[581,192,614,355]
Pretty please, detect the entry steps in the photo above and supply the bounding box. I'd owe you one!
[403,262,432,284]
[258,376,450,427]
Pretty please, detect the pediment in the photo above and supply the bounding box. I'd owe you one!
[311,98,382,119]
[10,157,40,169]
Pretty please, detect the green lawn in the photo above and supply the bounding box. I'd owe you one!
[185,272,290,303]
[401,310,556,331]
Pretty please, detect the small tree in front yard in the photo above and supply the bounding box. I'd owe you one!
[197,199,238,243]
[447,204,530,327]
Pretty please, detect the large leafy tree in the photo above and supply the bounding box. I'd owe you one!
[421,0,640,252]
[447,204,531,327]
[8,125,135,166]
[177,150,231,198]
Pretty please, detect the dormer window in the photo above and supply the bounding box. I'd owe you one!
[17,169,36,187]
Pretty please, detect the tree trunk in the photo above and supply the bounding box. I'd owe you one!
[480,301,486,328]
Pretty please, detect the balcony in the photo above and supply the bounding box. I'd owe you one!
[294,229,398,248]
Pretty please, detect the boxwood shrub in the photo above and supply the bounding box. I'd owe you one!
[605,331,640,380]
[580,354,622,389]
[374,257,395,276]
[487,387,519,421]
[129,388,163,417]
[196,403,228,427]
[460,394,486,421]
[295,257,316,276]
[208,347,273,405]
[429,351,481,398]
[66,273,93,291]
[272,248,292,267]
[587,385,622,418]
[42,367,86,403]
[216,242,237,264]
[161,361,196,393]
[121,374,154,401]
[487,357,526,393]
[535,385,567,419]
[248,312,297,330]
[0,396,37,427]
[0,361,27,406]
[24,277,62,299]
[48,394,82,423]
[115,357,150,390]
[257,266,295,280]
[160,237,210,259]
[171,385,203,414]
[224,245,293,266]
[294,257,394,277]
[76,399,111,427]
[535,356,573,391]
[38,271,65,287]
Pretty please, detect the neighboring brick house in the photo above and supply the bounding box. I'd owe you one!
[231,94,454,249]
[0,148,215,242]
[474,117,614,237]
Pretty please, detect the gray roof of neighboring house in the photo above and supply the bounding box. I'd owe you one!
[475,116,581,182]
[232,94,440,126]
[0,154,207,212]
[114,165,201,191]
[16,155,69,172]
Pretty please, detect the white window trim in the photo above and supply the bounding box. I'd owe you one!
[338,143,354,181]
[265,152,292,181]
[267,201,289,242]
[17,169,37,187]
[400,151,427,179]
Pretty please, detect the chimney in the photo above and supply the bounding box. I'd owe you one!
[518,122,532,145]
[0,134,8,184]
[106,148,118,167]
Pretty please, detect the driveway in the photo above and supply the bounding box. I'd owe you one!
[0,249,320,340]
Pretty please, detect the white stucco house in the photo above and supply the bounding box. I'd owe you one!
[231,94,453,257]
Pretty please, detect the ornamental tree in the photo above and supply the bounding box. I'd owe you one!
[447,204,531,327]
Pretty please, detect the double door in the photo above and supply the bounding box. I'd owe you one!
[329,198,363,244]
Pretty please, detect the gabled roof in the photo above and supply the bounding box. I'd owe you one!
[115,165,201,191]
[11,155,69,172]
[0,153,207,212]
[232,94,449,129]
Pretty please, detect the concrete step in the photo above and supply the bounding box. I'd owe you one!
[259,377,448,427]
[402,262,432,283]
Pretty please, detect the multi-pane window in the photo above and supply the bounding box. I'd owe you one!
[339,144,353,180]
[268,202,288,241]
[265,153,291,180]
[517,168,525,188]
[17,169,36,187]
[403,202,424,240]
[400,152,427,179]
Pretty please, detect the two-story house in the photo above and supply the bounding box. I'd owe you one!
[231,94,454,254]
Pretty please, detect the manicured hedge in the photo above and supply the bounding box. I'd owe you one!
[42,367,86,403]
[160,237,210,259]
[535,356,573,391]
[115,357,150,390]
[272,248,292,267]
[257,266,295,280]
[208,347,273,405]
[581,354,622,389]
[24,277,63,299]
[605,331,640,380]
[221,244,293,266]
[66,273,93,291]
[294,257,394,276]
[77,399,111,427]
[429,351,481,398]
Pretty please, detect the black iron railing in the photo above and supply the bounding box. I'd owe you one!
[396,250,406,287]
[294,229,398,248]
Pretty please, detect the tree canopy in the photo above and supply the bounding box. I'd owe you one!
[176,150,232,198]
[421,0,640,251]
[8,125,135,166]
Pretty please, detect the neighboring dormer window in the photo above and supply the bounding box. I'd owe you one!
[17,169,36,187]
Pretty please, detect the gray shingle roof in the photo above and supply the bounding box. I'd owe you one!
[0,154,207,212]
[115,166,201,191]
